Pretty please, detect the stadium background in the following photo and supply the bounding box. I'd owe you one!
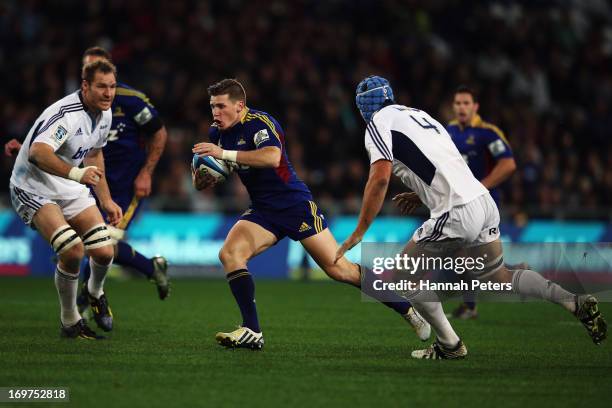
[0,0,610,277]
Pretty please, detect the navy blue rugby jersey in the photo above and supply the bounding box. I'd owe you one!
[103,82,163,192]
[209,108,312,210]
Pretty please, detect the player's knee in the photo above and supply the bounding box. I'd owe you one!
[489,266,513,283]
[50,225,83,268]
[219,245,248,268]
[322,263,355,284]
[89,245,114,265]
[82,223,113,257]
[58,241,85,271]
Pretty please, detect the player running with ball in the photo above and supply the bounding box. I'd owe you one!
[192,78,430,349]
[336,75,607,359]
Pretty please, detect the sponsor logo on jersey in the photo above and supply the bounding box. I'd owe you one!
[466,135,475,145]
[237,135,246,145]
[134,107,153,125]
[254,129,270,147]
[74,127,83,136]
[100,124,108,130]
[72,146,91,160]
[54,125,68,142]
[488,139,506,156]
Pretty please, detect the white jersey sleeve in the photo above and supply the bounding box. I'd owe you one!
[32,110,76,152]
[364,118,393,164]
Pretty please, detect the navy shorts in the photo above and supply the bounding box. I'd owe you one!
[241,200,328,241]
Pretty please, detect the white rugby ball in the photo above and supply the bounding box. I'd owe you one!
[192,154,231,183]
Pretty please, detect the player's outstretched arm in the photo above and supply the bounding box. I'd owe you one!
[29,142,102,185]
[335,159,392,263]
[84,148,123,225]
[192,142,281,168]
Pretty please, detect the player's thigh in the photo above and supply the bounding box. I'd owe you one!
[32,204,71,242]
[221,220,278,262]
[67,205,113,261]
[300,228,356,278]
[32,204,85,266]
[300,227,337,266]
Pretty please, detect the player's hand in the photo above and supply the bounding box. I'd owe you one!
[191,163,217,190]
[4,139,22,157]
[392,192,422,215]
[101,200,123,226]
[334,233,363,264]
[134,170,152,198]
[81,166,104,187]
[192,142,222,159]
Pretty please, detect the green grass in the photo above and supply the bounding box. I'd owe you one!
[0,277,611,408]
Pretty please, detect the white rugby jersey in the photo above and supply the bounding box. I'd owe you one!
[364,105,487,217]
[10,91,112,199]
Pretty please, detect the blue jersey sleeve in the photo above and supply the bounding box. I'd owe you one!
[119,88,161,135]
[481,125,513,160]
[250,120,282,150]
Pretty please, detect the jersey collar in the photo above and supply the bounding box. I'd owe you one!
[77,91,89,112]
[240,107,250,124]
[469,114,483,127]
[456,114,483,130]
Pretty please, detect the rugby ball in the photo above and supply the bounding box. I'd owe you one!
[192,154,231,183]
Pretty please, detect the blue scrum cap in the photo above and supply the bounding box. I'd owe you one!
[355,75,394,122]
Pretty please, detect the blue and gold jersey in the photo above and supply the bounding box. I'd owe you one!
[103,82,163,193]
[209,108,312,210]
[446,114,513,204]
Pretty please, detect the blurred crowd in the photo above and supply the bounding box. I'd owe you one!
[1,0,611,220]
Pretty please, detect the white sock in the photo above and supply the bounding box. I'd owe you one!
[512,269,576,313]
[412,301,461,347]
[87,257,112,299]
[54,265,80,326]
[404,289,460,346]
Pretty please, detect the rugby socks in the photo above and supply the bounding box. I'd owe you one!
[413,301,461,347]
[55,265,80,326]
[512,269,576,313]
[227,269,261,333]
[403,287,461,346]
[87,257,112,299]
[115,241,154,278]
[357,264,411,315]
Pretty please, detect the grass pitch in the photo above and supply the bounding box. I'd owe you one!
[0,277,610,408]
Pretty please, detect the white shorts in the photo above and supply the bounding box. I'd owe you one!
[412,193,500,248]
[10,183,97,226]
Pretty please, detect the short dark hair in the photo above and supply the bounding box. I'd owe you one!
[82,59,117,83]
[454,85,478,102]
[207,79,246,102]
[83,46,112,62]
